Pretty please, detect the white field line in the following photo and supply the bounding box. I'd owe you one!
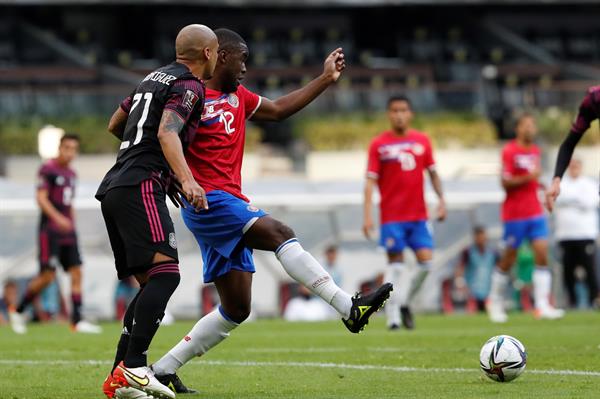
[0,359,598,377]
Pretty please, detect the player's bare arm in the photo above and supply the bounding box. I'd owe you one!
[251,48,346,122]
[362,177,377,239]
[36,188,72,232]
[157,109,208,210]
[427,168,446,221]
[501,168,540,190]
[107,106,129,140]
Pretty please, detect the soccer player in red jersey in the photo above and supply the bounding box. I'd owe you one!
[363,96,446,330]
[150,29,392,392]
[488,113,564,323]
[8,134,102,335]
[546,86,600,212]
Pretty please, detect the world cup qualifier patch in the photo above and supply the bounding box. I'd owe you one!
[183,90,199,112]
[228,93,239,108]
[169,232,177,249]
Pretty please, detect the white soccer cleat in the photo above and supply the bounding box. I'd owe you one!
[8,310,27,334]
[74,320,103,334]
[487,301,508,324]
[113,362,175,399]
[535,306,565,320]
[115,387,155,399]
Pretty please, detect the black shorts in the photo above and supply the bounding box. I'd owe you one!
[38,230,82,272]
[101,179,178,280]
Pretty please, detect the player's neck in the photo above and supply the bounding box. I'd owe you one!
[205,75,226,92]
[55,157,70,168]
[391,127,409,136]
[516,137,533,148]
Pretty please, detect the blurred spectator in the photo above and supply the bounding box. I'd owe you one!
[33,279,68,322]
[454,226,499,312]
[0,280,18,325]
[114,276,139,321]
[554,159,599,308]
[322,244,342,286]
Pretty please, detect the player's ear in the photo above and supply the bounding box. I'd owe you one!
[218,49,228,64]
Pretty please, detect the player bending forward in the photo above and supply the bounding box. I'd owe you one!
[99,25,218,399]
[488,113,564,323]
[149,29,393,394]
[363,95,446,331]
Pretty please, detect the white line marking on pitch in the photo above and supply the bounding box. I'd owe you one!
[0,359,598,377]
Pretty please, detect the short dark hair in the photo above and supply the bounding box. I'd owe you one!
[60,133,80,144]
[325,244,338,254]
[473,225,486,235]
[514,111,535,128]
[387,95,412,110]
[214,28,246,51]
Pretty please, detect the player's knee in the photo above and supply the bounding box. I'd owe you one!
[41,269,56,283]
[223,302,251,324]
[273,221,295,244]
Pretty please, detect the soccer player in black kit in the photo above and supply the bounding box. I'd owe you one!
[546,85,600,211]
[100,25,218,399]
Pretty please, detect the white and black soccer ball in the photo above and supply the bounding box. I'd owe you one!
[479,335,527,382]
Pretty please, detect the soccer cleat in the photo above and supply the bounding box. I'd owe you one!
[8,309,27,334]
[156,372,198,394]
[103,373,154,399]
[388,324,400,331]
[534,306,565,320]
[342,283,393,333]
[103,373,122,398]
[487,300,508,324]
[400,306,415,330]
[73,320,103,334]
[112,362,175,399]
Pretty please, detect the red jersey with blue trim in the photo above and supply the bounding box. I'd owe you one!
[367,129,435,223]
[501,140,544,221]
[186,85,261,202]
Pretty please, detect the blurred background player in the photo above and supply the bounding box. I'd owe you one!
[454,226,499,313]
[547,85,600,211]
[363,95,446,330]
[488,113,564,323]
[8,134,102,335]
[98,24,218,399]
[150,29,392,393]
[553,158,599,308]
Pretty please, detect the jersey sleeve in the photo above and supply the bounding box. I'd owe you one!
[239,85,262,119]
[501,146,515,179]
[37,164,51,191]
[164,78,205,123]
[423,136,435,169]
[571,87,600,135]
[366,140,380,179]
[119,89,135,114]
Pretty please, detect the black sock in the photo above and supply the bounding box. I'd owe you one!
[71,293,82,325]
[124,272,180,368]
[112,286,144,373]
[16,290,37,313]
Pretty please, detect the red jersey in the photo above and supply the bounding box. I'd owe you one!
[186,85,261,202]
[501,140,544,221]
[367,130,435,223]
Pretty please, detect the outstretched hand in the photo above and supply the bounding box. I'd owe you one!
[323,48,346,82]
[545,177,561,213]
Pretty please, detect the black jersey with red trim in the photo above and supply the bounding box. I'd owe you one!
[96,62,205,200]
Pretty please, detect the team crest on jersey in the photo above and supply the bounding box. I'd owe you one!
[228,94,240,108]
[183,90,199,112]
[247,205,259,213]
[514,154,537,172]
[55,175,65,186]
[169,232,177,249]
[412,143,425,155]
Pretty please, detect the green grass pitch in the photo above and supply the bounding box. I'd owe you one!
[1,312,599,398]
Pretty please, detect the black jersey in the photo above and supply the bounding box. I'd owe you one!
[96,62,205,200]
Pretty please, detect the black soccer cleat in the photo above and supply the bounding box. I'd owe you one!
[342,283,393,333]
[400,306,415,330]
[156,373,198,394]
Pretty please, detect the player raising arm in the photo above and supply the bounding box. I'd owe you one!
[546,86,600,211]
[99,24,218,399]
[149,29,393,394]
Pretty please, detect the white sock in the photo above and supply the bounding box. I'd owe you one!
[152,307,238,376]
[397,263,414,307]
[408,261,431,302]
[384,262,403,327]
[276,239,352,318]
[533,266,552,310]
[490,268,510,303]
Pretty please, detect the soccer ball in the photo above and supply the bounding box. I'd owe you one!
[479,335,527,382]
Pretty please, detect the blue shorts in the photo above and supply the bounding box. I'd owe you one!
[503,216,548,249]
[380,220,434,253]
[181,190,267,283]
